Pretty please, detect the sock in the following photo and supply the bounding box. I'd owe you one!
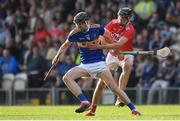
[90,104,97,113]
[127,102,136,111]
[77,93,88,103]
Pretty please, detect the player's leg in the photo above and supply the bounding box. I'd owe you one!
[63,66,91,113]
[86,79,106,116]
[97,70,141,116]
[116,55,134,106]
[86,69,117,116]
[86,62,117,116]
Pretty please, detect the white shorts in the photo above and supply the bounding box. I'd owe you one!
[106,53,134,71]
[78,61,108,79]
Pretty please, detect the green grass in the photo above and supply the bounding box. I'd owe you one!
[0,105,180,120]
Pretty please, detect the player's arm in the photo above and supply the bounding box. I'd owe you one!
[89,29,128,50]
[52,39,72,65]
[100,30,113,44]
[52,28,78,65]
[100,36,128,49]
[103,29,128,49]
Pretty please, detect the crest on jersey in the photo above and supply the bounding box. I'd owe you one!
[85,34,90,40]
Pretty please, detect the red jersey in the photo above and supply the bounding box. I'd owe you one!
[34,28,49,44]
[49,29,62,42]
[105,19,135,51]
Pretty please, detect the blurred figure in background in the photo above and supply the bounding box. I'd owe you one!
[0,21,11,46]
[26,45,47,87]
[139,57,159,88]
[34,17,50,57]
[148,29,164,50]
[0,48,18,76]
[147,55,176,104]
[49,17,63,44]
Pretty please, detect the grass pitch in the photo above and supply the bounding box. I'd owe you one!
[0,105,180,120]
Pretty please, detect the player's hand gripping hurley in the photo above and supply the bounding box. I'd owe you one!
[43,55,60,81]
[43,64,56,81]
[116,47,170,58]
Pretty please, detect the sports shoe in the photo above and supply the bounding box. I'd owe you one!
[115,100,125,107]
[75,102,90,113]
[85,111,95,116]
[132,110,141,116]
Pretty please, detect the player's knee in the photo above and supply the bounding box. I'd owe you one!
[63,74,71,83]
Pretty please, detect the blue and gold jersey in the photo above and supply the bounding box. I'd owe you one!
[68,24,105,64]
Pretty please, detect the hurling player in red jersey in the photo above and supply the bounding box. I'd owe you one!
[86,7,139,116]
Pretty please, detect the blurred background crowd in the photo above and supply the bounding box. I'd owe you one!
[0,0,179,104]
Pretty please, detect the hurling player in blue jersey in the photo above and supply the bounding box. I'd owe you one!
[52,12,139,114]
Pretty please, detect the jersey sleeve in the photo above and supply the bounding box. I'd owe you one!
[105,20,113,31]
[67,34,77,42]
[99,25,105,35]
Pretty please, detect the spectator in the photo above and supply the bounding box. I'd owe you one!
[134,34,148,51]
[0,21,11,46]
[49,17,63,43]
[148,29,164,50]
[135,56,146,84]
[139,57,159,88]
[0,0,8,19]
[168,61,180,103]
[147,55,176,104]
[160,23,172,46]
[142,29,150,50]
[26,45,47,87]
[34,17,50,52]
[4,37,16,58]
[38,0,52,29]
[66,13,74,26]
[174,62,180,87]
[53,10,65,25]
[166,1,180,26]
[74,1,83,13]
[15,8,28,32]
[5,9,15,26]
[13,34,24,64]
[20,39,34,72]
[101,9,114,26]
[29,7,38,33]
[59,22,71,42]
[0,48,18,76]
